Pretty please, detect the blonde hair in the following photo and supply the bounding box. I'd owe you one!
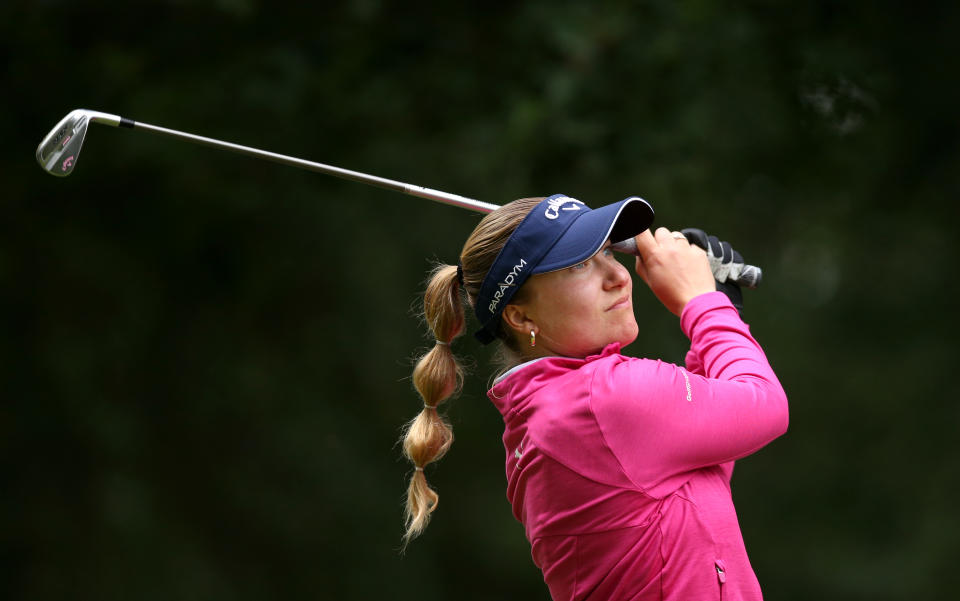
[400,197,543,547]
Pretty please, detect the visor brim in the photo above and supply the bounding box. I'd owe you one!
[533,197,654,274]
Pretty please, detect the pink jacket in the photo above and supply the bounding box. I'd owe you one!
[487,292,788,601]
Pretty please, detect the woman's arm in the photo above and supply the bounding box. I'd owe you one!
[592,292,788,490]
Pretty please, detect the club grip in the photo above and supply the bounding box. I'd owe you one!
[609,238,763,289]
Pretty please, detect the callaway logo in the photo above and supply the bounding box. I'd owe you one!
[544,196,585,220]
[487,259,527,314]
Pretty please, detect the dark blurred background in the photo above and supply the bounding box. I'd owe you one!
[2,1,958,599]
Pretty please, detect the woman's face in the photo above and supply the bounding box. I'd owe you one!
[507,244,639,358]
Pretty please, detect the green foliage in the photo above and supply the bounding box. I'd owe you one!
[1,1,958,599]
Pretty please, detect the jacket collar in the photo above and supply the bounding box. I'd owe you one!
[487,343,623,416]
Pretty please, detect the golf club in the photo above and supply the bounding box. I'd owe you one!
[36,109,761,287]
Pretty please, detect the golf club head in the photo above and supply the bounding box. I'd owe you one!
[36,109,92,176]
[36,109,123,177]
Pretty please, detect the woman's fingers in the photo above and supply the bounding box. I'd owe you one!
[633,227,715,316]
[632,228,658,257]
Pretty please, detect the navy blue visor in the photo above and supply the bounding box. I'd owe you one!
[473,194,654,344]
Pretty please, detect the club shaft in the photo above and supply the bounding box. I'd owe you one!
[98,116,500,214]
[77,112,760,287]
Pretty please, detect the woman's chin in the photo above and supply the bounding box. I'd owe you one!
[592,329,639,355]
[618,327,639,348]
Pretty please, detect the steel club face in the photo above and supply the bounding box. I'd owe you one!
[36,109,122,177]
[36,109,90,176]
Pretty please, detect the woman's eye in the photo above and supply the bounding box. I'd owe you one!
[571,261,587,270]
[602,248,614,258]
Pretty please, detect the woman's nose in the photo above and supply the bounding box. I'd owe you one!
[604,255,631,289]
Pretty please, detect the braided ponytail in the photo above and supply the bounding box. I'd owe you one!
[401,264,463,547]
[399,196,543,548]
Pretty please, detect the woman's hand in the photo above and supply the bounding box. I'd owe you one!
[633,228,716,316]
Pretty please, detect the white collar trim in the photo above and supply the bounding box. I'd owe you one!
[493,357,553,385]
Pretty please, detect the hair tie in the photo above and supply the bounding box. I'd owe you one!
[456,262,464,287]
[435,340,449,346]
[414,466,424,472]
[424,403,437,410]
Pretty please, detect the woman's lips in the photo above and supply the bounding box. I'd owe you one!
[607,295,631,311]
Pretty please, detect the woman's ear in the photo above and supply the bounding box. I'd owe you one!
[502,303,536,339]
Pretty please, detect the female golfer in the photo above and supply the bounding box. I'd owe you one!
[401,194,788,600]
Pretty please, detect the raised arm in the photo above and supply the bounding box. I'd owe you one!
[592,291,788,491]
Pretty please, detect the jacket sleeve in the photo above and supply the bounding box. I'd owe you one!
[591,292,788,491]
[682,295,736,481]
